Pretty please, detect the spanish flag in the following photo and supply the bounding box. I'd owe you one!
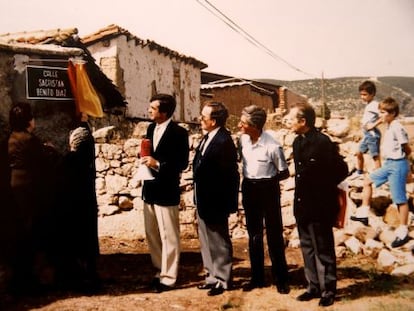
[68,60,104,118]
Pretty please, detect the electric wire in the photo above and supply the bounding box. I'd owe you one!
[196,0,318,79]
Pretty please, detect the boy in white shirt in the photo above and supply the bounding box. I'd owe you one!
[349,80,382,180]
[352,97,412,247]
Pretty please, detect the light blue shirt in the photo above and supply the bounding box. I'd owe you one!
[361,99,380,136]
[239,131,288,179]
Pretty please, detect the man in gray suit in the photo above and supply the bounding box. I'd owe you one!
[193,101,240,296]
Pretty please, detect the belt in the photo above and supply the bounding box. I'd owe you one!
[243,176,276,184]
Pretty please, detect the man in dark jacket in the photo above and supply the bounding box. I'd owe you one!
[287,102,338,307]
[193,101,240,296]
[141,94,189,293]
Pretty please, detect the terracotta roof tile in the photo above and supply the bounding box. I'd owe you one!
[82,24,207,69]
[0,28,78,45]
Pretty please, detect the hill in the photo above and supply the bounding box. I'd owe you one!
[259,76,414,117]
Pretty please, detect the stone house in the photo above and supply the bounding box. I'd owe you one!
[0,28,126,152]
[0,40,84,152]
[81,24,207,123]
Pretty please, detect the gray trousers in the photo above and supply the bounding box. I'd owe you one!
[197,212,233,289]
[297,221,337,296]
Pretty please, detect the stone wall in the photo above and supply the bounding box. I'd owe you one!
[95,117,414,275]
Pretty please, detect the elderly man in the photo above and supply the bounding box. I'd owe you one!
[238,105,290,294]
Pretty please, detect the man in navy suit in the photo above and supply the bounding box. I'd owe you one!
[193,101,240,296]
[141,94,189,293]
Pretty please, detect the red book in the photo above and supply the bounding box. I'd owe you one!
[140,138,152,157]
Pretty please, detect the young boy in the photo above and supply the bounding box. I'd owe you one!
[351,97,412,247]
[349,80,382,180]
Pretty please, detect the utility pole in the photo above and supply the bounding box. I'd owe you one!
[321,71,326,119]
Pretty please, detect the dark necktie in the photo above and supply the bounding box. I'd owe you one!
[198,133,209,154]
[194,134,208,169]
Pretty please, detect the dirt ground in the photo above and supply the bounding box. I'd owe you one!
[2,236,414,311]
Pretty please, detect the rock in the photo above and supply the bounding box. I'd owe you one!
[99,204,119,217]
[232,227,248,239]
[354,226,377,243]
[334,230,349,247]
[377,249,397,268]
[105,174,128,194]
[345,236,362,254]
[391,264,414,276]
[288,238,301,248]
[363,238,383,257]
[93,126,116,141]
[336,246,347,258]
[119,196,134,210]
[378,228,396,246]
[327,118,350,137]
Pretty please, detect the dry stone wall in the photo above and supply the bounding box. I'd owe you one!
[94,117,414,275]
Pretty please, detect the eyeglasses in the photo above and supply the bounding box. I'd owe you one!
[199,115,211,121]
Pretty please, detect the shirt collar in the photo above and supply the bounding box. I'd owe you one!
[155,118,172,130]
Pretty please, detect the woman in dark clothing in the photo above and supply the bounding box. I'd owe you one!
[7,102,59,293]
[55,121,100,292]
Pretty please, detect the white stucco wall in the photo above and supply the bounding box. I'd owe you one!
[87,35,202,122]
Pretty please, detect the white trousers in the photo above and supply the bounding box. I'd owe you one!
[143,203,180,286]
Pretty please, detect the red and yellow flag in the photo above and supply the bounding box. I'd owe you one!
[68,60,104,118]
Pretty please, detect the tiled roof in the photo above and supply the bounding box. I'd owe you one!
[0,28,78,45]
[0,41,83,56]
[201,81,274,95]
[82,24,208,69]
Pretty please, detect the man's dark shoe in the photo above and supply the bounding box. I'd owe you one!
[207,282,224,296]
[242,280,264,292]
[153,282,174,293]
[350,216,369,226]
[391,235,410,248]
[319,294,335,307]
[296,291,320,301]
[197,283,215,290]
[149,278,160,288]
[276,282,290,294]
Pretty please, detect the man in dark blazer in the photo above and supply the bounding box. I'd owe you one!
[287,102,338,307]
[193,101,240,296]
[141,94,189,293]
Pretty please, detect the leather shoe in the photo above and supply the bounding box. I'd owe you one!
[242,280,264,292]
[148,278,160,288]
[152,282,173,293]
[350,216,369,226]
[197,283,215,290]
[391,235,410,248]
[296,291,320,301]
[276,283,290,294]
[319,295,335,307]
[207,282,224,296]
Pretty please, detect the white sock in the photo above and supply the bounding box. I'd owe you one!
[395,225,408,239]
[355,205,369,218]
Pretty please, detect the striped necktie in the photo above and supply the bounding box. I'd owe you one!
[199,133,209,154]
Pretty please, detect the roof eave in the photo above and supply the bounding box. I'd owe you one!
[0,42,84,57]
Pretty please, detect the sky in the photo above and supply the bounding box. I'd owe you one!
[0,0,413,81]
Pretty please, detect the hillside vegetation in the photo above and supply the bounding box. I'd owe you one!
[259,76,414,117]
